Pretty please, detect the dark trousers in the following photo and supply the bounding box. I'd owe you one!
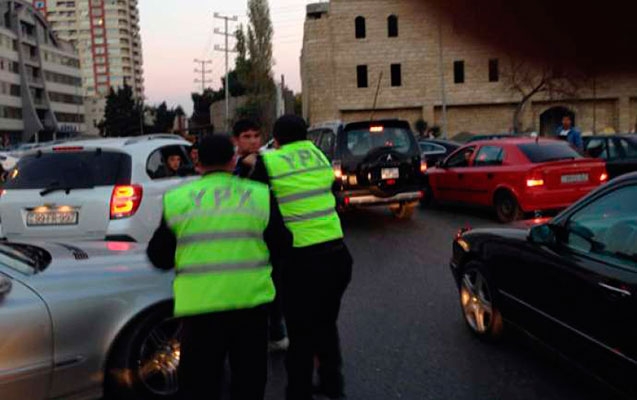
[269,266,287,342]
[282,244,353,400]
[178,305,269,400]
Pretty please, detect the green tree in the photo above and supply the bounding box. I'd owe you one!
[151,102,177,133]
[102,85,143,137]
[233,0,275,130]
[414,119,428,138]
[190,89,215,135]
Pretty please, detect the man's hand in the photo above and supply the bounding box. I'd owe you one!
[242,153,258,168]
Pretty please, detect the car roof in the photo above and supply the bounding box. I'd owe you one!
[24,134,191,154]
[420,139,461,146]
[463,137,561,147]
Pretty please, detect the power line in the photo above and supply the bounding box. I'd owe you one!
[214,12,238,133]
[194,59,213,93]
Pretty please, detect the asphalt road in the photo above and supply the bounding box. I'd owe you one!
[260,205,623,400]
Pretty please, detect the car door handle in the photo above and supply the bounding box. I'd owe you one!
[458,174,464,179]
[487,173,494,180]
[598,282,632,298]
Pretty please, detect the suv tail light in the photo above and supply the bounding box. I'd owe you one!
[526,171,545,188]
[600,172,609,183]
[110,185,143,220]
[332,160,343,180]
[420,159,428,173]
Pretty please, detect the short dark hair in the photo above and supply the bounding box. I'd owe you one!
[233,119,260,138]
[273,115,307,145]
[198,135,235,167]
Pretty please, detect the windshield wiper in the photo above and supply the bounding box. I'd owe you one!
[39,182,91,197]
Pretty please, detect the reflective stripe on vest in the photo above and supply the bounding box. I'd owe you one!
[263,141,344,248]
[163,173,275,317]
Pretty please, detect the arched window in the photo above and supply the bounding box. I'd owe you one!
[355,16,366,39]
[388,15,398,37]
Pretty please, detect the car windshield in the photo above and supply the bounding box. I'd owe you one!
[345,127,414,156]
[4,150,132,190]
[518,142,583,163]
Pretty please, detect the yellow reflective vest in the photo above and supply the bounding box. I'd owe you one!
[163,173,275,317]
[263,140,343,248]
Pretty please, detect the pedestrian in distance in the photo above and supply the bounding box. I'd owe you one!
[232,118,291,353]
[146,134,292,400]
[251,115,353,400]
[556,113,583,152]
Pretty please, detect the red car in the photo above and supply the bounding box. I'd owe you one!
[425,138,608,222]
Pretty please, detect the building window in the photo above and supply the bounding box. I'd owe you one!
[489,58,499,82]
[357,65,368,88]
[454,60,465,84]
[355,16,366,39]
[390,64,401,87]
[388,15,398,37]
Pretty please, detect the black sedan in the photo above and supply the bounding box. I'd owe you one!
[450,172,637,396]
[418,139,461,168]
[584,135,637,179]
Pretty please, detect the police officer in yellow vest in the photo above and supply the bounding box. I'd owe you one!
[251,115,353,400]
[147,135,292,400]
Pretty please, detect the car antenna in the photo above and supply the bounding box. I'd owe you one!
[369,71,384,122]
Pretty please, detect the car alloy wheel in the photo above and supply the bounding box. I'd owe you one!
[495,192,523,223]
[137,318,183,396]
[460,269,494,334]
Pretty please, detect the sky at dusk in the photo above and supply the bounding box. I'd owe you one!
[139,0,314,115]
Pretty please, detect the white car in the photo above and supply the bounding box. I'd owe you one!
[0,134,196,243]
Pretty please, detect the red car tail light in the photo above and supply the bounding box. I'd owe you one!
[526,179,545,188]
[110,185,143,220]
[600,172,609,182]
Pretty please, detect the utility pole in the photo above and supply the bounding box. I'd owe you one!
[214,12,238,133]
[193,59,212,93]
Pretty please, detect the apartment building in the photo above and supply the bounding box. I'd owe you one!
[0,0,85,144]
[33,0,144,135]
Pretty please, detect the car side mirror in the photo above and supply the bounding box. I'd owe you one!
[529,224,557,245]
[0,276,12,300]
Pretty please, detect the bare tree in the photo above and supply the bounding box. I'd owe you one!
[504,59,587,133]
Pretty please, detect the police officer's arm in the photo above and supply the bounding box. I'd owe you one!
[249,156,271,185]
[146,217,177,271]
[264,192,292,260]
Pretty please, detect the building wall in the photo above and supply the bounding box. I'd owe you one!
[0,0,85,143]
[34,0,144,135]
[302,0,637,137]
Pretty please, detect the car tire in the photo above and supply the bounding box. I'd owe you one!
[494,191,523,223]
[458,261,504,341]
[390,202,416,219]
[104,304,183,400]
[420,185,435,208]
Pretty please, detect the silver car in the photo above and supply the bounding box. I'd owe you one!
[0,240,182,400]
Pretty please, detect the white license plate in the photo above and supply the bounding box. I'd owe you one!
[381,168,400,180]
[27,211,78,226]
[561,173,589,184]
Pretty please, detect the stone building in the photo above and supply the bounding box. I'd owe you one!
[301,0,637,138]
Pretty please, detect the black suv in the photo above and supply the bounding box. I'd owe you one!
[308,119,426,219]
